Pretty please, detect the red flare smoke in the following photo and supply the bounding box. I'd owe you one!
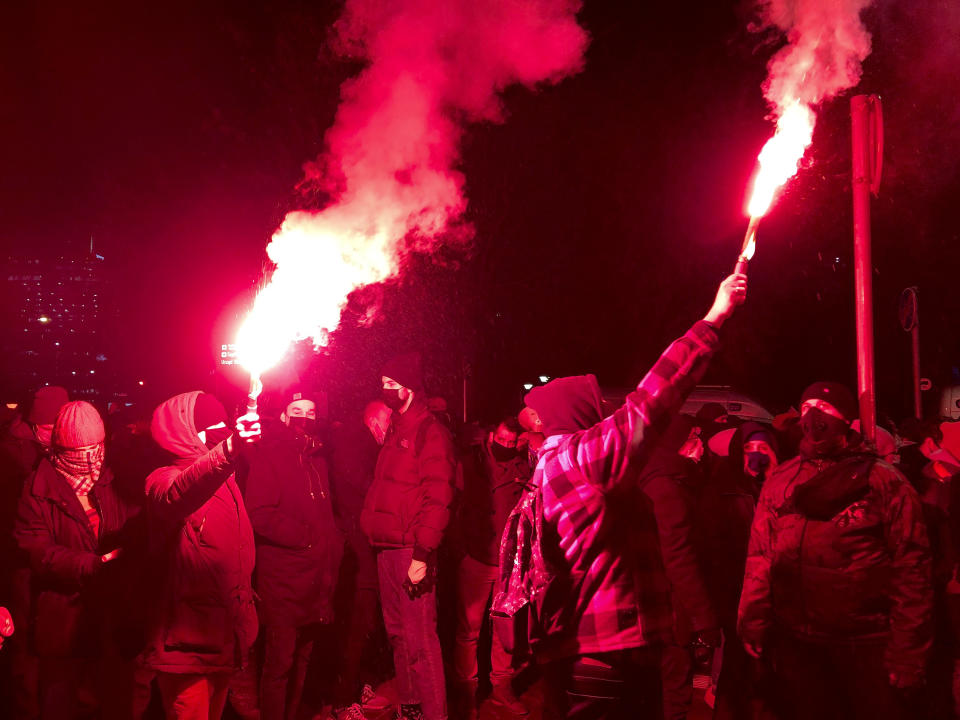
[238,0,588,376]
[744,0,877,223]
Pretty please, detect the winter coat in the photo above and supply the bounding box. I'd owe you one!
[329,420,380,590]
[142,391,257,675]
[492,321,719,661]
[637,453,717,637]
[14,460,139,657]
[459,443,532,566]
[693,464,757,627]
[738,451,933,680]
[361,400,455,562]
[244,422,342,627]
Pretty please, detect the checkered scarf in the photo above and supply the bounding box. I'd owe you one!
[53,442,105,497]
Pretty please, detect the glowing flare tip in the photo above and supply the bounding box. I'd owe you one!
[746,101,815,218]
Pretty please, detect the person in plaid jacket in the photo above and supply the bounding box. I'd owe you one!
[519,273,746,719]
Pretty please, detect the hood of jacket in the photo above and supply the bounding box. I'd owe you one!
[524,374,604,438]
[150,391,210,464]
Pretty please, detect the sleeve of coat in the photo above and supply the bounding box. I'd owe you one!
[642,470,718,632]
[14,487,99,589]
[244,448,311,549]
[145,441,236,522]
[737,480,777,647]
[882,468,934,680]
[412,421,456,562]
[565,321,719,493]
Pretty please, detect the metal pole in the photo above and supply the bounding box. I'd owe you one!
[911,324,922,419]
[851,95,879,445]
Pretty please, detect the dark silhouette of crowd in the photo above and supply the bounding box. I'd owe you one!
[2,272,960,720]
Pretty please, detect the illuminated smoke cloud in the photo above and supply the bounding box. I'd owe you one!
[757,0,876,116]
[744,0,876,220]
[238,0,588,375]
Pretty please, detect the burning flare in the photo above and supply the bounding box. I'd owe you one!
[746,101,815,219]
[236,0,588,380]
[738,0,877,266]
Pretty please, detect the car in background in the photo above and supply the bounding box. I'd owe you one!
[600,384,774,424]
[941,385,960,421]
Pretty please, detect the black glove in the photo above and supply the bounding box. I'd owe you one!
[402,565,438,599]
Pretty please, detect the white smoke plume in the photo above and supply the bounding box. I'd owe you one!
[757,0,876,116]
[238,0,588,375]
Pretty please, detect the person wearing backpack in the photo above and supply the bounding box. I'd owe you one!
[494,273,746,719]
[361,353,456,720]
[738,382,933,720]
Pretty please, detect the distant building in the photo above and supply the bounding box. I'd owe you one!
[1,242,116,399]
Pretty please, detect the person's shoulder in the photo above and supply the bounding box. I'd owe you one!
[761,455,804,493]
[867,457,916,494]
[420,413,453,445]
[771,454,803,475]
[144,464,177,496]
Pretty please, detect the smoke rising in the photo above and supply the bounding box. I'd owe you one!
[756,0,876,115]
[238,0,587,373]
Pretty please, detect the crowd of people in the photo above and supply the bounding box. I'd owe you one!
[2,272,960,720]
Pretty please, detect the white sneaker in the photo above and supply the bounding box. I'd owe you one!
[360,683,392,710]
[332,704,368,720]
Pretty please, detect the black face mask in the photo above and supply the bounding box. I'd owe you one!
[490,442,519,463]
[287,417,317,436]
[381,388,406,411]
[745,451,771,479]
[203,425,232,449]
[800,408,850,459]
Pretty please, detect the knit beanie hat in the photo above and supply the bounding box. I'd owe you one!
[28,386,69,425]
[524,374,605,437]
[741,422,777,451]
[381,353,424,392]
[53,401,105,449]
[696,402,728,426]
[800,382,858,425]
[193,393,227,431]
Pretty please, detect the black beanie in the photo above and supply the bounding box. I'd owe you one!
[800,382,858,424]
[28,386,69,425]
[194,393,227,431]
[524,374,605,437]
[381,353,424,392]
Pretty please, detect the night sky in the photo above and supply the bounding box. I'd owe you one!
[2,0,959,423]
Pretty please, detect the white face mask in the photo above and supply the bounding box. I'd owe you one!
[198,421,229,448]
[34,424,53,447]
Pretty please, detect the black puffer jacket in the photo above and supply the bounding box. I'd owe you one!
[361,400,455,561]
[14,460,139,657]
[459,441,531,566]
[739,451,934,679]
[245,422,342,627]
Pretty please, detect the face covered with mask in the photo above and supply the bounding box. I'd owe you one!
[489,423,520,463]
[381,376,413,412]
[198,422,232,449]
[743,439,777,481]
[800,405,851,459]
[33,423,54,448]
[283,398,317,436]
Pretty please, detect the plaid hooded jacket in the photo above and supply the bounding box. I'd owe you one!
[496,320,719,661]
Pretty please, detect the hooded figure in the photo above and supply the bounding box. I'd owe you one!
[27,385,70,453]
[142,391,257,719]
[362,354,456,720]
[739,382,933,719]
[491,273,746,720]
[15,401,140,719]
[524,374,604,438]
[634,415,719,720]
[244,390,342,720]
